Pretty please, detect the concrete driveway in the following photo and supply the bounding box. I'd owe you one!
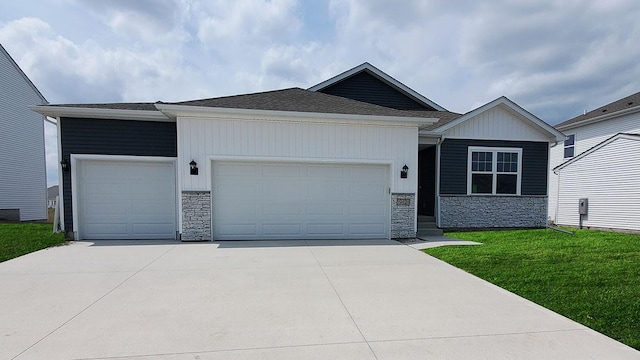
[1,239,638,360]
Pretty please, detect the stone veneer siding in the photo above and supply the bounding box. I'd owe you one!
[391,193,415,238]
[181,191,211,241]
[439,195,547,229]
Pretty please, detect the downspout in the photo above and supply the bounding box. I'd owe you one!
[554,167,560,226]
[55,116,65,231]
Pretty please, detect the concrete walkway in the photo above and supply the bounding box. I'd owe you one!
[411,235,482,249]
[0,239,637,360]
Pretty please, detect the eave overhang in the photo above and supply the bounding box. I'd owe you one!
[155,103,439,127]
[30,105,171,122]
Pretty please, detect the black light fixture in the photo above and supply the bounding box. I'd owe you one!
[60,159,70,172]
[189,160,198,175]
[401,164,409,179]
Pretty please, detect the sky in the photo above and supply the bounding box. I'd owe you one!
[2,0,640,186]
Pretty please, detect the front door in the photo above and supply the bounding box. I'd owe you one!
[418,146,436,216]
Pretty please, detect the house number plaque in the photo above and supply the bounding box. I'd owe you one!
[397,198,411,206]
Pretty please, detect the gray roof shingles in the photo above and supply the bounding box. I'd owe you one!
[406,109,462,130]
[556,91,640,129]
[170,88,434,118]
[48,88,464,124]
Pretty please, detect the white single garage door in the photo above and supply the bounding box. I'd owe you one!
[212,161,390,240]
[77,159,176,240]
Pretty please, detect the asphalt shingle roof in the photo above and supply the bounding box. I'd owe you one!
[406,110,463,130]
[555,91,640,129]
[171,88,434,118]
[48,88,459,122]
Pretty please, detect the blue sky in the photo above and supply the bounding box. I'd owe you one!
[2,0,640,186]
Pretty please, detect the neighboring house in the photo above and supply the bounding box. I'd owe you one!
[0,44,48,222]
[33,63,563,241]
[47,185,59,208]
[549,91,640,231]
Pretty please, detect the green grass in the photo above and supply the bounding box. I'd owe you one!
[424,228,640,350]
[0,223,67,263]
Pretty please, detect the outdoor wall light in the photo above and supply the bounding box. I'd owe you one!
[60,159,70,172]
[401,164,409,179]
[189,160,198,175]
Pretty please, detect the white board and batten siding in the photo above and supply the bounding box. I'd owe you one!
[178,117,418,193]
[0,46,47,221]
[556,136,640,231]
[177,116,419,239]
[549,110,640,222]
[445,105,551,142]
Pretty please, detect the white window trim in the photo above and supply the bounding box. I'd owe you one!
[564,134,575,158]
[467,146,522,196]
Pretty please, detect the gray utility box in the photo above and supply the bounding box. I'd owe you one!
[579,198,588,215]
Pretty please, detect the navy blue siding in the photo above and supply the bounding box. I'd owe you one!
[318,71,435,110]
[60,118,177,232]
[439,139,548,195]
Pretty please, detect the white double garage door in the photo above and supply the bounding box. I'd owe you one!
[77,158,390,240]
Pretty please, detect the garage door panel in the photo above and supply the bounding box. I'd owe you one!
[307,203,345,216]
[213,161,390,240]
[261,180,302,199]
[262,164,301,177]
[78,160,176,240]
[307,165,345,178]
[215,163,258,177]
[307,223,344,236]
[216,179,259,198]
[349,183,386,199]
[84,223,128,237]
[217,205,258,218]
[217,223,257,237]
[349,223,386,236]
[132,223,174,235]
[306,181,345,199]
[350,203,387,216]
[350,166,387,179]
[263,224,302,235]
[263,203,301,216]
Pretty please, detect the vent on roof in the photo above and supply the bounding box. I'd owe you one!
[629,102,634,106]
[602,109,607,112]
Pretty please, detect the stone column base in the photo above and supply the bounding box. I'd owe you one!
[391,193,415,238]
[181,191,211,241]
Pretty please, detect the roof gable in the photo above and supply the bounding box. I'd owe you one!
[308,62,446,111]
[429,96,565,142]
[554,133,640,172]
[555,91,640,131]
[0,44,47,104]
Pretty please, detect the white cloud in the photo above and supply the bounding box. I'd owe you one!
[196,0,301,45]
[75,0,192,43]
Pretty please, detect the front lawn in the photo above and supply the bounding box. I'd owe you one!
[0,223,67,263]
[424,228,640,350]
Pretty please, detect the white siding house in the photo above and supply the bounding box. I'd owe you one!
[550,91,640,229]
[0,44,48,221]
